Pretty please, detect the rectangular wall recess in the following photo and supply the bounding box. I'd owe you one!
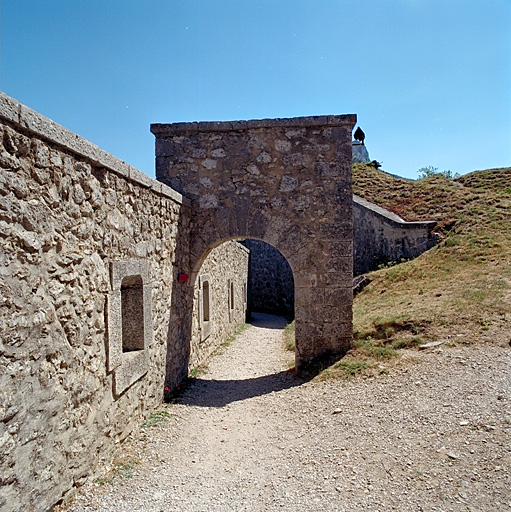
[107,260,152,396]
[199,274,211,341]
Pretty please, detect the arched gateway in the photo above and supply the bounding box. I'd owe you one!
[151,115,356,371]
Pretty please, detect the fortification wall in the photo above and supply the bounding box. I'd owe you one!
[353,195,437,275]
[0,93,249,512]
[0,93,190,511]
[189,241,249,370]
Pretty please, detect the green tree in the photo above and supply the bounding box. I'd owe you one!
[418,166,459,179]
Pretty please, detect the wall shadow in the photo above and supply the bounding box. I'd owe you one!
[164,202,193,391]
[247,311,289,330]
[173,369,312,408]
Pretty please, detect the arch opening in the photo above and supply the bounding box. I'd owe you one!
[187,237,297,377]
[242,239,295,322]
[188,239,250,373]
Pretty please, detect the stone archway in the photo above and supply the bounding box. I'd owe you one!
[152,115,356,371]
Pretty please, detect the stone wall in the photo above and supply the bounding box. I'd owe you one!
[353,195,437,275]
[0,93,191,511]
[189,241,249,370]
[243,239,294,319]
[0,92,252,511]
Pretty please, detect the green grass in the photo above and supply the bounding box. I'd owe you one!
[141,409,171,429]
[93,456,140,486]
[352,164,511,346]
[113,457,140,479]
[283,320,296,351]
[333,360,369,379]
[390,336,424,349]
[210,323,252,358]
[189,364,208,378]
[225,323,251,344]
[354,339,398,359]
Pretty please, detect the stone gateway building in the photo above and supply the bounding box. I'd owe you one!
[152,117,356,370]
[0,92,436,511]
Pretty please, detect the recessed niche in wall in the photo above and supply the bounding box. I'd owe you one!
[107,260,152,396]
[121,275,144,352]
[199,274,211,340]
[228,278,235,321]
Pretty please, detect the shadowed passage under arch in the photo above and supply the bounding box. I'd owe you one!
[243,239,295,321]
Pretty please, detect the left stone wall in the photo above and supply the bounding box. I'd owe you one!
[190,241,249,371]
[0,93,191,511]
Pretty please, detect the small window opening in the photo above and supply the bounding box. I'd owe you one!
[230,281,235,310]
[202,280,210,323]
[121,275,144,352]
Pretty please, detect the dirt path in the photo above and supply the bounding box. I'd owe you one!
[66,313,510,512]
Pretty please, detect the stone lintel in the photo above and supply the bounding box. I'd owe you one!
[110,260,149,291]
[150,114,357,135]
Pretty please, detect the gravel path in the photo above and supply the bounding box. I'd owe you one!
[66,313,511,512]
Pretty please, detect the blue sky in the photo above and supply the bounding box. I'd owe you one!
[1,0,510,179]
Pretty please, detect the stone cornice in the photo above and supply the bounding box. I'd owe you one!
[353,194,437,230]
[151,114,357,135]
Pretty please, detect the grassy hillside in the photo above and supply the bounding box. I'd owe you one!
[321,164,511,379]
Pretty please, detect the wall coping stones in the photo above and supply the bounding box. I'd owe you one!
[0,91,189,207]
[353,194,437,230]
[150,114,357,135]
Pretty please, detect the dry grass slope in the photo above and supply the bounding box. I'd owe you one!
[323,165,511,380]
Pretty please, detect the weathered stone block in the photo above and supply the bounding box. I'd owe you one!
[322,322,352,342]
[112,350,148,397]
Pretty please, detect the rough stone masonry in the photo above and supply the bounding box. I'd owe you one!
[0,92,196,511]
[152,115,357,369]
